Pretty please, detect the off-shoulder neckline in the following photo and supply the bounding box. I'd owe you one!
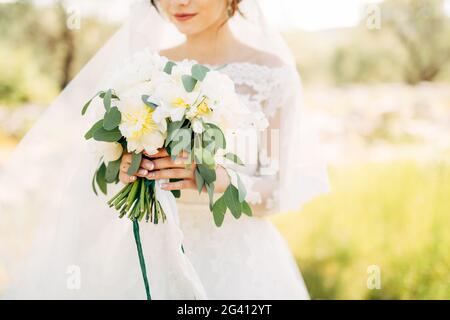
[160,55,291,72]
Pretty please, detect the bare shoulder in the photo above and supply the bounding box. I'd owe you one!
[159,42,286,68]
[158,45,185,61]
[234,43,285,68]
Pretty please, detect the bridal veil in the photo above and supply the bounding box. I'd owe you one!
[0,0,328,299]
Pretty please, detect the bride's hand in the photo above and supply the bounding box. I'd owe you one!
[143,149,230,193]
[119,152,152,184]
[119,149,230,193]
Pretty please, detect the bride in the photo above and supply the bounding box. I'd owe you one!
[0,0,328,299]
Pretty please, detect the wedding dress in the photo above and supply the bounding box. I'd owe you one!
[0,0,329,299]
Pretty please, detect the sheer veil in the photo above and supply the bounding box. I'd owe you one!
[0,0,329,299]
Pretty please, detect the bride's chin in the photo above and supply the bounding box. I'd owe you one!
[172,22,204,36]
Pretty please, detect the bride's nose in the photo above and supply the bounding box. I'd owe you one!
[172,0,190,6]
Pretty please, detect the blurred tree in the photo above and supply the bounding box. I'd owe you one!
[56,1,76,89]
[330,40,401,85]
[382,0,450,84]
[0,1,60,105]
[0,0,117,106]
[326,26,404,85]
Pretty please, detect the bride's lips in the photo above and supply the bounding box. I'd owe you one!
[174,12,198,22]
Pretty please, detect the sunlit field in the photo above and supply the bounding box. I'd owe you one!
[274,160,450,300]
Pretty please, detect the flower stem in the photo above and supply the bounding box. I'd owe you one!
[107,183,133,206]
[126,179,141,209]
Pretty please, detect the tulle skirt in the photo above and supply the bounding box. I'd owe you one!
[177,191,310,300]
[1,155,309,299]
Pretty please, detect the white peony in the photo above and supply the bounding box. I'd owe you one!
[117,83,166,154]
[90,141,123,163]
[150,78,199,123]
[105,49,167,97]
[200,71,247,115]
[170,60,195,85]
[194,70,258,131]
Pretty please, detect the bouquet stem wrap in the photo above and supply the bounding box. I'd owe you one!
[131,181,206,299]
[132,219,151,300]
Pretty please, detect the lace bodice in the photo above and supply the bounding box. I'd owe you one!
[218,62,293,119]
[222,63,295,212]
[177,61,300,215]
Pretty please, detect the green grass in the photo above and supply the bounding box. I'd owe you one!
[273,160,450,300]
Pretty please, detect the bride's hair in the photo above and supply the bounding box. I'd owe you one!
[150,0,243,17]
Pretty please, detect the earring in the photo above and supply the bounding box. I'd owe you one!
[227,0,234,17]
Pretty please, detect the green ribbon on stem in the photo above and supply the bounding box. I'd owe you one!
[133,219,151,300]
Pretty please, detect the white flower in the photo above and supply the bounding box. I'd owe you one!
[200,71,246,114]
[105,50,167,96]
[171,60,195,84]
[195,70,257,130]
[117,83,166,154]
[149,78,199,122]
[90,141,123,163]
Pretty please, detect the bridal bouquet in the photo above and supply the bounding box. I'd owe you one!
[81,51,267,299]
[82,50,268,227]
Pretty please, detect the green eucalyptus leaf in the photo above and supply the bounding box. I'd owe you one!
[182,75,197,92]
[212,196,227,227]
[193,147,203,164]
[99,91,119,100]
[92,171,98,196]
[204,123,226,151]
[93,127,122,142]
[192,64,210,81]
[106,158,121,183]
[103,89,112,111]
[224,184,241,219]
[171,190,181,199]
[142,95,158,109]
[241,201,252,217]
[82,99,94,116]
[169,179,182,198]
[203,138,216,156]
[205,182,215,211]
[197,164,216,184]
[84,119,104,140]
[224,152,244,166]
[96,163,108,195]
[165,119,186,146]
[103,107,122,130]
[195,169,205,194]
[202,148,215,167]
[127,152,142,176]
[82,91,103,116]
[194,133,215,167]
[193,133,202,163]
[164,61,177,74]
[168,119,186,131]
[169,127,192,156]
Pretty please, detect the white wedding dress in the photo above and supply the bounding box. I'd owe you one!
[177,62,313,299]
[0,1,329,300]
